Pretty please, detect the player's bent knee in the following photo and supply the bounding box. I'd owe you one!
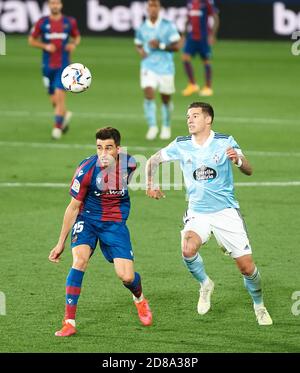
[241,265,255,276]
[73,257,89,271]
[182,241,199,258]
[120,274,135,284]
[182,247,198,258]
[182,231,201,258]
[181,54,191,62]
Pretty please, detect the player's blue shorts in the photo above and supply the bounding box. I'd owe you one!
[70,216,134,263]
[42,66,65,95]
[183,37,212,60]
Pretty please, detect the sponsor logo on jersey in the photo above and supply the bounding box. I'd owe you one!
[193,165,217,182]
[71,179,80,193]
[94,188,126,197]
[45,32,68,40]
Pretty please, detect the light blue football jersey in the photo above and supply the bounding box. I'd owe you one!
[161,131,244,213]
[134,17,180,75]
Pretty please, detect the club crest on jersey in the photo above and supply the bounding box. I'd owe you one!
[213,153,220,163]
[96,173,102,190]
[193,165,217,182]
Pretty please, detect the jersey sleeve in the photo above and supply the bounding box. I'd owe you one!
[228,136,244,157]
[134,28,143,46]
[69,163,92,201]
[30,18,43,38]
[167,22,181,44]
[206,0,218,15]
[161,139,181,162]
[127,156,137,184]
[69,17,80,37]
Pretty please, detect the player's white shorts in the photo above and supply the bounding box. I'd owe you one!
[181,208,252,258]
[140,68,175,94]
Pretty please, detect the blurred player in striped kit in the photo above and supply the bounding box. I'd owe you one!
[28,0,81,139]
[182,0,219,97]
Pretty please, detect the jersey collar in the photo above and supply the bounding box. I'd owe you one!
[146,16,162,28]
[192,130,215,148]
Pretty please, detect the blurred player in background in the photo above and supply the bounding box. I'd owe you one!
[49,127,152,337]
[145,102,273,326]
[28,0,81,140]
[134,0,181,141]
[182,0,219,97]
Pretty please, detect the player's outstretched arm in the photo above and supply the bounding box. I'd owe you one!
[48,198,82,263]
[145,151,165,199]
[28,36,56,53]
[226,147,253,176]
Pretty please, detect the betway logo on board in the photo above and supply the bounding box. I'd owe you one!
[274,2,300,35]
[0,0,186,33]
[0,0,49,32]
[87,0,186,32]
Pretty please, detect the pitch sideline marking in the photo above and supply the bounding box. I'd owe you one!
[0,141,299,157]
[0,181,300,188]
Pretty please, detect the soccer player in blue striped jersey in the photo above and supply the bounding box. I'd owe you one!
[28,0,81,140]
[145,102,273,326]
[182,0,219,97]
[134,0,181,141]
[49,127,152,337]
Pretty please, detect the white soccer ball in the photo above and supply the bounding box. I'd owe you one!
[61,63,92,93]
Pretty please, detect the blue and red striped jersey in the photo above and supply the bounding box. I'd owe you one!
[30,15,80,69]
[70,153,137,223]
[186,0,217,41]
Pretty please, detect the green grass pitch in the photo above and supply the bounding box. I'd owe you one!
[0,36,299,352]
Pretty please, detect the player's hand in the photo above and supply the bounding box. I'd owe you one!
[149,39,159,49]
[226,147,239,165]
[146,188,165,200]
[44,43,56,53]
[139,49,148,59]
[65,43,76,52]
[49,244,64,263]
[208,35,216,46]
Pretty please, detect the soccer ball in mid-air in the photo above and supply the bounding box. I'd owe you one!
[61,63,92,93]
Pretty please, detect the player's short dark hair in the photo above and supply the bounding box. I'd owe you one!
[148,0,161,5]
[95,127,121,146]
[188,102,214,124]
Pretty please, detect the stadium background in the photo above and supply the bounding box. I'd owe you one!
[0,0,300,353]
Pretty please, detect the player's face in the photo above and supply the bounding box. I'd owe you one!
[147,1,160,20]
[186,108,211,134]
[96,139,120,168]
[48,0,63,15]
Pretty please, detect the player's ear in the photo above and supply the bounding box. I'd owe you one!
[117,146,121,154]
[205,115,212,125]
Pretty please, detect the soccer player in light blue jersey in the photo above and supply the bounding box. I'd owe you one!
[145,102,273,326]
[134,0,181,140]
